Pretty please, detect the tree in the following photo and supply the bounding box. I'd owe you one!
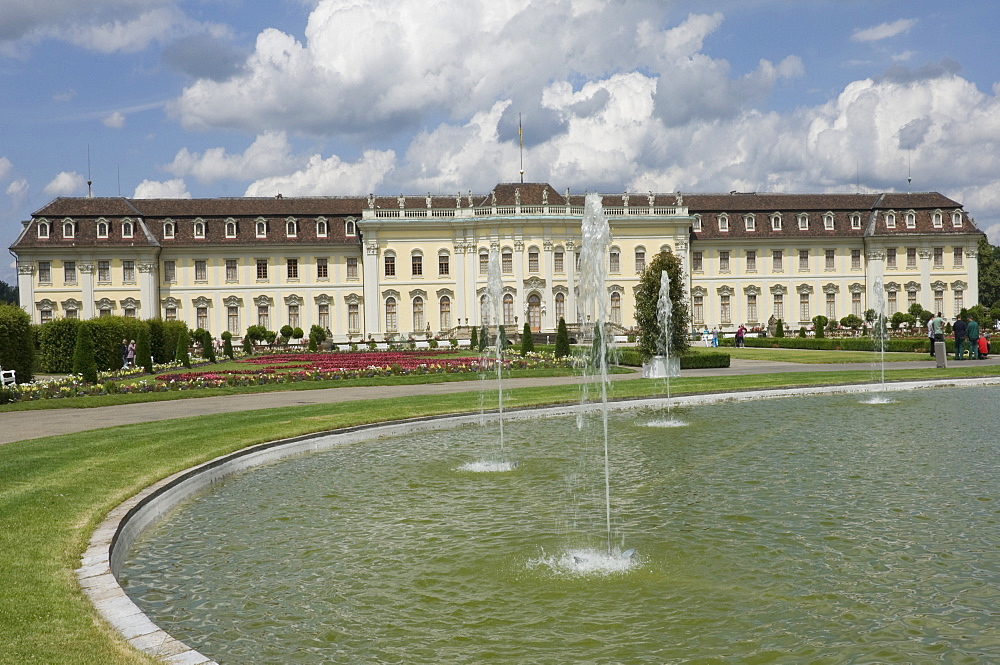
[72,323,99,384]
[0,279,18,305]
[555,317,570,358]
[201,330,216,363]
[775,319,785,337]
[0,303,34,382]
[520,322,534,354]
[280,324,294,342]
[634,251,690,361]
[135,324,153,373]
[812,315,828,338]
[221,331,235,359]
[470,325,478,350]
[840,314,863,330]
[478,324,488,352]
[175,327,191,368]
[977,236,1000,307]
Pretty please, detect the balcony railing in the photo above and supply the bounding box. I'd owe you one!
[364,205,686,219]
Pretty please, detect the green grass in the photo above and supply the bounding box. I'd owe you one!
[3,365,1000,664]
[689,345,930,364]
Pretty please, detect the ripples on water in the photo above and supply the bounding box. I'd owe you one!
[121,387,1000,664]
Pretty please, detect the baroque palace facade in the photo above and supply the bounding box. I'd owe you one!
[10,182,984,340]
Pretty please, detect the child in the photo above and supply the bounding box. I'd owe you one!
[978,334,990,359]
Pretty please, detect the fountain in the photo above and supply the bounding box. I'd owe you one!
[863,274,894,404]
[119,386,1000,664]
[643,270,686,427]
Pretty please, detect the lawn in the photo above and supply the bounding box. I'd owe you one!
[3,364,1000,663]
[689,345,929,364]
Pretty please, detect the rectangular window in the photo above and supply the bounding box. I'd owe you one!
[719,250,730,272]
[124,307,136,319]
[99,307,111,318]
[384,255,396,277]
[527,251,539,273]
[954,247,963,267]
[164,260,176,283]
[287,258,299,280]
[720,294,731,324]
[692,295,704,324]
[348,303,359,332]
[165,307,177,322]
[746,250,756,272]
[773,294,784,320]
[256,259,268,280]
[226,259,238,282]
[886,248,896,269]
[38,261,51,283]
[345,257,357,279]
[852,292,862,317]
[98,260,110,283]
[439,254,450,276]
[609,251,620,273]
[798,250,809,271]
[554,251,564,273]
[502,252,512,273]
[194,260,206,281]
[692,251,703,272]
[65,308,78,319]
[953,290,964,314]
[412,255,423,276]
[907,290,917,308]
[772,250,783,272]
[64,261,77,283]
[40,310,53,323]
[123,260,135,283]
[318,303,330,331]
[227,306,240,334]
[257,305,269,328]
[635,250,645,273]
[851,249,861,270]
[935,290,944,313]
[933,247,943,268]
[826,292,836,319]
[288,304,299,329]
[825,249,835,270]
[799,293,809,322]
[197,306,208,330]
[906,247,917,268]
[888,291,897,315]
[747,294,758,322]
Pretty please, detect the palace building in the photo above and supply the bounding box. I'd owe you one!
[10,183,984,340]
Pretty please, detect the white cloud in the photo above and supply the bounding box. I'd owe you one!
[43,171,87,197]
[53,89,76,102]
[852,18,917,43]
[102,111,126,128]
[132,178,191,198]
[244,149,396,197]
[6,178,29,207]
[0,157,11,180]
[166,132,300,184]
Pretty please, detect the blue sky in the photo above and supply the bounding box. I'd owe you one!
[4,0,1000,284]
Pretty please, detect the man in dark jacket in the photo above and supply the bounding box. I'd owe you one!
[967,317,980,360]
[953,315,968,360]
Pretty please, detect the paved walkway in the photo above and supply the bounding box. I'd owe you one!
[4,356,998,445]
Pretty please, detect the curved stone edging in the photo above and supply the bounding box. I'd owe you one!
[77,376,1000,664]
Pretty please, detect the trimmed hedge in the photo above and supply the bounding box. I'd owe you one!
[720,336,953,353]
[37,318,81,372]
[616,348,731,369]
[0,303,35,382]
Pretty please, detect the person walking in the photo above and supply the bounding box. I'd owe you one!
[126,339,136,368]
[120,338,129,368]
[967,316,980,360]
[953,314,968,360]
[927,316,935,357]
[736,324,747,348]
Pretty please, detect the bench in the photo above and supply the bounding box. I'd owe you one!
[1,367,16,387]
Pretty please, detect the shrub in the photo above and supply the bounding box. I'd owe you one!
[840,314,863,330]
[308,336,318,352]
[798,327,807,338]
[201,330,216,363]
[280,324,294,340]
[223,334,235,359]
[555,317,570,358]
[520,322,535,354]
[478,325,489,352]
[136,324,153,373]
[292,327,304,340]
[635,251,690,361]
[615,348,730,369]
[175,327,191,368]
[775,319,785,338]
[72,323,99,383]
[470,326,478,350]
[38,318,81,372]
[812,315,828,338]
[0,303,35,383]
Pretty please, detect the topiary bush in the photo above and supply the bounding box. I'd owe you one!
[0,303,35,383]
[520,322,535,354]
[136,324,153,373]
[555,317,570,358]
[72,322,99,383]
[37,318,81,372]
[175,327,191,368]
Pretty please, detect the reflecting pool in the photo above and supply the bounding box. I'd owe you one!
[121,387,1000,663]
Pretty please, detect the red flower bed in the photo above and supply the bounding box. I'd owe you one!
[238,351,480,371]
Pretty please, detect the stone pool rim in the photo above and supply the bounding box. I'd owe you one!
[77,376,1000,664]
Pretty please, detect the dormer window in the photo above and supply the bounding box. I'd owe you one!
[256,219,267,238]
[122,220,133,238]
[692,215,702,232]
[744,215,755,232]
[63,220,75,238]
[851,213,862,229]
[718,214,729,232]
[952,211,963,227]
[798,214,809,230]
[225,220,237,238]
[193,220,206,238]
[932,211,943,228]
[316,218,328,238]
[885,212,896,229]
[97,220,109,238]
[823,213,834,230]
[771,213,782,231]
[905,211,916,229]
[163,221,175,239]
[285,217,297,237]
[37,221,49,238]
[345,218,356,236]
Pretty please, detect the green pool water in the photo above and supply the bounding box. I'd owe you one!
[121,387,999,664]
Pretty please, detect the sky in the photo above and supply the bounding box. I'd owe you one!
[3,0,1000,284]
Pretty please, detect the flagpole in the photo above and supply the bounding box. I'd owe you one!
[518,113,524,184]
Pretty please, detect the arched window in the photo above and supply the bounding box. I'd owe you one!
[905,212,916,228]
[345,219,356,236]
[385,297,398,332]
[851,214,861,229]
[163,221,175,239]
[771,213,782,231]
[932,212,942,228]
[480,294,489,325]
[317,219,328,237]
[634,247,646,273]
[122,220,133,238]
[226,221,237,238]
[798,214,809,230]
[952,212,963,227]
[97,221,109,238]
[412,296,425,331]
[823,213,834,230]
[194,220,206,238]
[611,292,622,325]
[63,221,75,238]
[37,221,49,238]
[885,212,896,228]
[555,292,565,323]
[256,220,267,238]
[527,293,541,331]
[503,293,514,326]
[286,218,297,237]
[440,296,451,329]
